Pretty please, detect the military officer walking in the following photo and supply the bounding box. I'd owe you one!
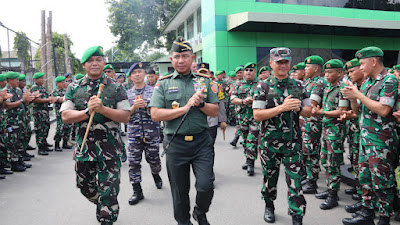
[61,46,131,225]
[149,36,219,225]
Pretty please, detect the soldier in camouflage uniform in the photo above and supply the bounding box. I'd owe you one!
[342,47,398,225]
[61,46,131,225]
[312,59,347,210]
[226,71,237,126]
[301,55,327,194]
[70,74,85,142]
[126,62,162,206]
[230,66,244,147]
[231,62,260,176]
[0,74,10,177]
[258,66,272,81]
[253,47,312,225]
[31,72,56,155]
[52,76,72,151]
[293,63,306,82]
[18,74,36,152]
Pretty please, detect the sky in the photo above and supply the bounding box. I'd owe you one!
[0,0,116,59]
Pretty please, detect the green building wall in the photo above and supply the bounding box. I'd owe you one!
[201,0,400,72]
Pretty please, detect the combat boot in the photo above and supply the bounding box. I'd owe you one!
[247,159,255,176]
[292,215,303,225]
[301,178,308,186]
[45,142,53,147]
[152,173,163,189]
[21,151,34,158]
[320,190,339,210]
[26,145,35,150]
[342,207,375,225]
[121,149,127,163]
[345,202,362,213]
[264,201,275,223]
[0,161,13,175]
[0,174,5,179]
[242,160,248,170]
[377,216,390,225]
[302,180,318,194]
[352,194,361,201]
[20,158,32,168]
[11,160,25,172]
[315,190,332,199]
[62,139,72,149]
[395,212,400,222]
[128,183,144,205]
[230,134,239,147]
[54,141,62,152]
[345,188,356,195]
[38,146,49,156]
[193,208,210,225]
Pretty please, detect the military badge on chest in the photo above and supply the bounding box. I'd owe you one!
[193,77,207,98]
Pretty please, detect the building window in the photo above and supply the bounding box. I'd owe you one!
[197,8,202,33]
[187,14,194,40]
[177,23,184,38]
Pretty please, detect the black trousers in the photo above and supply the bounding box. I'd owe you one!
[164,130,215,225]
[207,125,218,146]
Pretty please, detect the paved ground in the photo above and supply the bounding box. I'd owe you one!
[1,123,400,225]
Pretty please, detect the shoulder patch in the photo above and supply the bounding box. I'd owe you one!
[159,75,173,80]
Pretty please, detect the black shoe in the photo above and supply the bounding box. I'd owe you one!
[21,161,32,168]
[193,212,210,225]
[345,202,362,213]
[242,160,248,170]
[44,146,53,152]
[264,205,275,223]
[230,135,239,147]
[54,142,62,152]
[302,180,318,194]
[352,194,361,201]
[22,157,31,161]
[11,161,26,172]
[121,150,127,163]
[292,215,303,225]
[128,183,144,205]
[247,159,255,176]
[62,140,72,149]
[320,190,339,210]
[21,151,34,158]
[345,188,356,195]
[343,207,375,225]
[395,212,400,222]
[45,142,52,147]
[152,173,163,189]
[315,190,338,200]
[0,174,5,179]
[377,216,390,225]
[26,145,35,150]
[301,178,308,186]
[0,168,13,175]
[3,162,10,168]
[38,148,49,156]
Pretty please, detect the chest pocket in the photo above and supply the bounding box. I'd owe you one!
[239,88,248,98]
[368,80,385,101]
[74,91,90,108]
[165,92,182,101]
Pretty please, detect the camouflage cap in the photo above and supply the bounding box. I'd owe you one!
[345,58,361,70]
[323,59,344,71]
[293,62,306,70]
[234,66,244,73]
[5,71,20,80]
[197,62,210,72]
[19,74,26,81]
[75,74,84,80]
[356,46,384,60]
[55,76,66,83]
[171,36,192,53]
[0,74,5,82]
[393,64,400,70]
[81,46,104,64]
[270,47,291,62]
[33,72,45,79]
[103,64,114,71]
[244,62,257,70]
[305,55,324,66]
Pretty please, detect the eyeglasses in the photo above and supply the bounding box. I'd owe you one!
[245,69,254,72]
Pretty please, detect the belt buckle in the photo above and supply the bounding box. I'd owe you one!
[184,136,193,142]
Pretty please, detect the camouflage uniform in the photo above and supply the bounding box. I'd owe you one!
[21,89,33,150]
[231,78,260,160]
[126,84,161,184]
[30,84,50,148]
[52,88,67,143]
[226,80,237,125]
[0,106,7,164]
[60,74,130,223]
[253,75,310,216]
[358,73,398,217]
[302,75,326,182]
[320,81,347,191]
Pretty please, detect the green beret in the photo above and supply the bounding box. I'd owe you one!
[356,46,384,60]
[81,46,104,64]
[345,59,361,70]
[234,66,244,73]
[305,55,324,66]
[103,64,114,71]
[75,74,84,80]
[19,74,26,81]
[393,64,400,70]
[155,71,159,75]
[33,72,45,79]
[55,76,66,83]
[216,71,224,76]
[228,71,236,78]
[162,72,169,77]
[323,59,344,70]
[258,66,271,74]
[5,71,20,79]
[293,62,306,70]
[0,74,5,82]
[171,36,192,53]
[244,62,257,70]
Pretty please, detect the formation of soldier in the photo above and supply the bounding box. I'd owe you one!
[2,35,400,225]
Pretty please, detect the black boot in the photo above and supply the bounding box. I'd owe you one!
[11,160,26,172]
[0,174,5,179]
[193,210,210,225]
[242,160,248,170]
[377,216,390,225]
[292,215,303,225]
[247,159,255,176]
[26,145,35,150]
[342,207,375,225]
[0,161,13,175]
[302,180,318,194]
[54,141,62,152]
[21,151,34,158]
[315,190,331,199]
[264,201,275,223]
[352,194,361,201]
[345,188,356,195]
[45,145,53,152]
[121,149,127,163]
[345,202,362,213]
[20,160,32,169]
[152,173,163,189]
[230,134,239,147]
[128,183,144,205]
[45,142,53,147]
[38,147,49,155]
[62,139,72,149]
[320,190,339,210]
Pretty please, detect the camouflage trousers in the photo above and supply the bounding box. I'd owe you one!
[320,138,344,191]
[359,145,395,217]
[5,127,25,162]
[23,116,33,149]
[54,116,67,142]
[128,137,161,184]
[33,110,50,147]
[302,122,321,182]
[238,115,259,160]
[260,144,306,216]
[226,100,236,125]
[75,159,121,223]
[350,134,362,195]
[0,129,7,162]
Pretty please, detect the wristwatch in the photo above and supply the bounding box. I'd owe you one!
[84,108,90,116]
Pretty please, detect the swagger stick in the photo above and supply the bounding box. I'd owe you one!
[80,84,105,151]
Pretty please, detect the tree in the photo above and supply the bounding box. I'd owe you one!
[104,46,141,62]
[14,31,31,71]
[106,0,184,55]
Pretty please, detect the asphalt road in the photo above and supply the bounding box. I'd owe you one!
[1,123,399,225]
